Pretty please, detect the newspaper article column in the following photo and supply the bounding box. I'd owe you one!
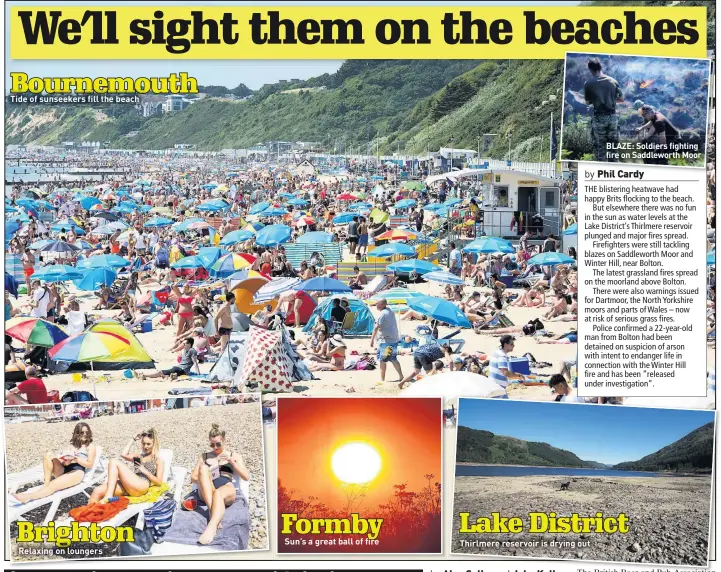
[578,165,707,397]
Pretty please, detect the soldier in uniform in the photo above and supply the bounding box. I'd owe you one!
[583,58,623,162]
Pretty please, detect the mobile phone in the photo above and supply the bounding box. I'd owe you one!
[133,457,141,466]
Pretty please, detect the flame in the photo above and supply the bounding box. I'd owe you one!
[639,80,655,89]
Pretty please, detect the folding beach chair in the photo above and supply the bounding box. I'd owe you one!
[7,446,107,525]
[415,325,465,353]
[331,312,357,337]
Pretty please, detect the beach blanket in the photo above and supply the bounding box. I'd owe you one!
[160,492,249,551]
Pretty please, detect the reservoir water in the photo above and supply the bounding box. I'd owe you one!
[456,464,665,478]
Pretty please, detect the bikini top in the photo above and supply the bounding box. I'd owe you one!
[178,296,193,305]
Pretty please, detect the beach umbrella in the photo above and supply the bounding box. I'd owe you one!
[220,229,255,246]
[171,255,206,269]
[6,317,69,348]
[375,229,417,241]
[227,269,266,290]
[287,198,308,206]
[91,212,120,222]
[563,222,578,236]
[254,277,301,302]
[261,206,288,217]
[401,372,505,399]
[244,221,265,232]
[210,253,253,277]
[50,220,82,233]
[369,243,416,258]
[196,199,229,212]
[32,266,84,282]
[394,198,417,209]
[72,267,118,291]
[402,181,424,191]
[297,276,352,293]
[145,216,174,227]
[256,224,292,247]
[76,254,129,269]
[296,231,334,244]
[116,229,141,243]
[74,240,96,250]
[371,175,384,181]
[172,217,204,232]
[337,193,356,201]
[196,247,228,266]
[28,239,54,250]
[443,198,463,207]
[407,295,470,327]
[527,252,575,267]
[16,199,39,210]
[79,197,102,210]
[184,220,211,231]
[423,270,465,285]
[387,260,440,275]
[49,331,131,396]
[90,225,116,236]
[351,191,367,199]
[249,201,271,215]
[294,216,316,227]
[37,240,81,254]
[423,203,445,212]
[331,212,356,224]
[105,220,129,230]
[349,202,372,211]
[707,251,715,266]
[463,236,514,254]
[278,192,294,200]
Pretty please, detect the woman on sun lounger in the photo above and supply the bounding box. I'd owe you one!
[89,428,164,503]
[10,422,97,505]
[191,423,250,545]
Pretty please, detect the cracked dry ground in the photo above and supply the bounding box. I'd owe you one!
[451,475,711,566]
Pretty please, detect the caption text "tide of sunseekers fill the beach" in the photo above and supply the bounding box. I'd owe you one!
[10,7,707,59]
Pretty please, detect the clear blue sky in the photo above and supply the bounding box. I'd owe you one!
[6,0,577,88]
[458,399,715,465]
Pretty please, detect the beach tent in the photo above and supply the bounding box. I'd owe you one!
[208,332,250,382]
[235,326,314,393]
[285,291,317,326]
[302,294,375,336]
[88,321,154,370]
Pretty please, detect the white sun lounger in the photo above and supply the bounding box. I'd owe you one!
[70,449,187,530]
[148,473,251,555]
[7,446,106,525]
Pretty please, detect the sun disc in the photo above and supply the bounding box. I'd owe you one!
[331,442,382,484]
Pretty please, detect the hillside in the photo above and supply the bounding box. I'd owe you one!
[613,422,714,473]
[5,59,563,158]
[456,426,597,468]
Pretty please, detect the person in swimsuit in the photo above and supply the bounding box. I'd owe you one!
[10,422,97,505]
[191,423,250,545]
[89,428,164,503]
[213,292,235,353]
[172,282,196,339]
[123,271,141,312]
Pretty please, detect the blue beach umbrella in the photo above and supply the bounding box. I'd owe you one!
[32,265,84,282]
[72,267,118,291]
[527,252,575,267]
[463,237,514,254]
[297,276,352,293]
[80,197,102,210]
[171,255,206,269]
[423,270,465,285]
[296,231,334,244]
[249,201,271,215]
[287,198,308,207]
[261,206,288,217]
[145,216,174,227]
[394,198,417,209]
[331,212,356,224]
[563,223,578,236]
[407,295,470,328]
[220,229,255,246]
[369,243,416,258]
[707,251,715,266]
[256,224,292,247]
[76,254,130,269]
[387,260,440,275]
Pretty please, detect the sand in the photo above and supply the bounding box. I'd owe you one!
[26,276,577,402]
[451,474,712,566]
[5,400,268,560]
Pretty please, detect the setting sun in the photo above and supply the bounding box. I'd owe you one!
[331,442,382,484]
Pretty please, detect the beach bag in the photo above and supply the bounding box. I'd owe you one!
[118,528,155,556]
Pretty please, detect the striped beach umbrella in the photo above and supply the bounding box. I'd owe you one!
[7,317,69,348]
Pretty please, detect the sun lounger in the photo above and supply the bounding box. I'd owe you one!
[359,275,389,299]
[61,449,185,530]
[7,446,106,525]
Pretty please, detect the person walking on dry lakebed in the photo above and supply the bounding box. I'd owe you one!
[451,399,714,566]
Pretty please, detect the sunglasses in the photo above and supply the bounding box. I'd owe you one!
[210,441,223,448]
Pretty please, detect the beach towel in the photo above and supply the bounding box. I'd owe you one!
[159,492,249,551]
[69,497,130,523]
[168,387,212,396]
[127,482,169,504]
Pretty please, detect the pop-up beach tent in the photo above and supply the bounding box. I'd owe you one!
[302,294,375,336]
[87,320,154,370]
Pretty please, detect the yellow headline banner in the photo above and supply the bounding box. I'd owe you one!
[10,6,707,60]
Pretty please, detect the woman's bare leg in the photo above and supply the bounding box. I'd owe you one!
[196,464,216,510]
[11,470,84,503]
[198,484,236,545]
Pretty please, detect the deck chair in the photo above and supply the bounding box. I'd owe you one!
[148,474,251,555]
[7,446,106,525]
[331,311,357,336]
[359,275,388,299]
[415,325,465,353]
[65,449,186,529]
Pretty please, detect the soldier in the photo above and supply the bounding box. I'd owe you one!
[583,58,623,162]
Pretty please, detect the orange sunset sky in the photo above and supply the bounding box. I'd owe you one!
[278,398,442,510]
